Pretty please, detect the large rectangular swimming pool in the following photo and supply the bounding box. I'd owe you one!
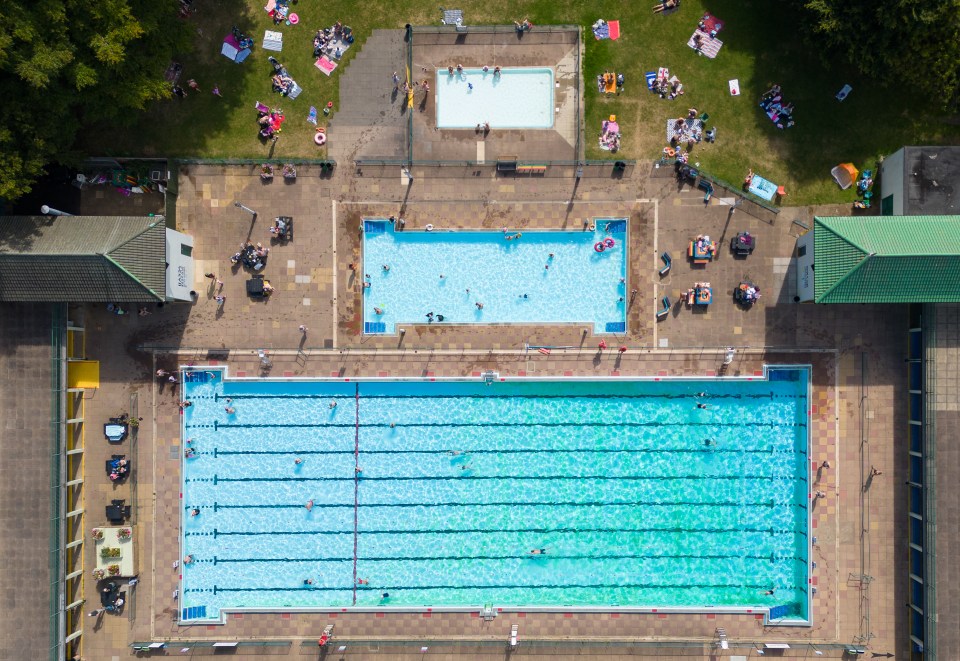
[361,220,628,334]
[435,67,554,129]
[179,368,811,623]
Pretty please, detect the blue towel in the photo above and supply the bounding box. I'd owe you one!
[593,24,610,39]
[307,106,318,124]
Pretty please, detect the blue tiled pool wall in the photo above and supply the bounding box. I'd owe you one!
[178,367,811,623]
[361,219,629,334]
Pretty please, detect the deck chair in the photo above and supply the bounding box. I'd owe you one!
[659,251,672,276]
[656,296,671,320]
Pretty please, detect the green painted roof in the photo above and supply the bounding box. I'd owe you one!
[0,216,166,302]
[814,216,960,303]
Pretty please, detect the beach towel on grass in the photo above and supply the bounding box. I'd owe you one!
[307,106,318,124]
[315,56,337,76]
[608,21,620,40]
[665,118,703,144]
[263,30,282,52]
[591,19,609,39]
[699,13,724,34]
[687,30,723,58]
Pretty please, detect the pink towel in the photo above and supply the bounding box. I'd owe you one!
[314,57,337,76]
[608,20,620,40]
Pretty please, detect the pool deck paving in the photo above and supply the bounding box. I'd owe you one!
[70,157,908,660]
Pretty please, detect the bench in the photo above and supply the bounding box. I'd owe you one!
[659,251,672,276]
[698,178,714,202]
[516,164,547,175]
[656,295,671,320]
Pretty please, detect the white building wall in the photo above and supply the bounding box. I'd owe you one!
[796,231,815,302]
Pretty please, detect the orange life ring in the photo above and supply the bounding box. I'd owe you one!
[603,238,615,248]
[594,242,605,253]
[663,147,676,157]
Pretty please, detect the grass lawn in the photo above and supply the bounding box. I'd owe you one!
[95,0,960,204]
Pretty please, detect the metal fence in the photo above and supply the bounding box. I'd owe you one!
[49,304,67,661]
[401,24,583,166]
[652,159,781,220]
[354,160,635,179]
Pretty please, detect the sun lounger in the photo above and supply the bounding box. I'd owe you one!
[104,422,127,442]
[659,251,672,276]
[656,296,671,320]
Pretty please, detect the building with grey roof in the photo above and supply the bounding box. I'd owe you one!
[0,216,194,302]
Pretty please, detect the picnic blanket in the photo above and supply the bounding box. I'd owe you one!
[263,30,283,51]
[665,118,703,144]
[699,13,724,34]
[748,174,778,201]
[597,73,617,94]
[599,119,621,152]
[315,56,338,76]
[687,30,723,58]
[592,19,619,40]
[316,37,351,60]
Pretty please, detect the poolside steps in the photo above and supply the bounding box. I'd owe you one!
[181,605,207,620]
[329,29,408,161]
[362,220,386,234]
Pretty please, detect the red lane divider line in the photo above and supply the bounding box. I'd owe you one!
[352,384,360,605]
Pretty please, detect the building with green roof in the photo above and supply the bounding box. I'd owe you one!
[795,216,960,304]
[0,215,195,302]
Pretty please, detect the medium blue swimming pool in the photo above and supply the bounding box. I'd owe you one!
[361,220,628,334]
[435,67,554,129]
[180,367,810,623]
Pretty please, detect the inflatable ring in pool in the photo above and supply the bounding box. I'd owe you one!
[314,130,326,146]
[589,224,596,231]
[603,237,616,248]
[425,223,434,231]
[594,242,605,253]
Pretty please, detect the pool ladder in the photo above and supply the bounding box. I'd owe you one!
[482,370,498,384]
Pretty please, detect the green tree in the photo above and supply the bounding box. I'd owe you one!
[0,0,190,201]
[795,0,960,110]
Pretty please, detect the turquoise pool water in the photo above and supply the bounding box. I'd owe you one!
[180,369,810,622]
[361,221,628,334]
[435,67,554,129]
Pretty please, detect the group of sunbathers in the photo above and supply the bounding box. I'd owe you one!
[231,241,269,269]
[268,56,296,96]
[760,84,795,129]
[313,22,352,58]
[109,458,129,481]
[256,104,285,139]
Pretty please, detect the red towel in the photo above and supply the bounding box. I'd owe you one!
[700,14,723,34]
[608,20,620,40]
